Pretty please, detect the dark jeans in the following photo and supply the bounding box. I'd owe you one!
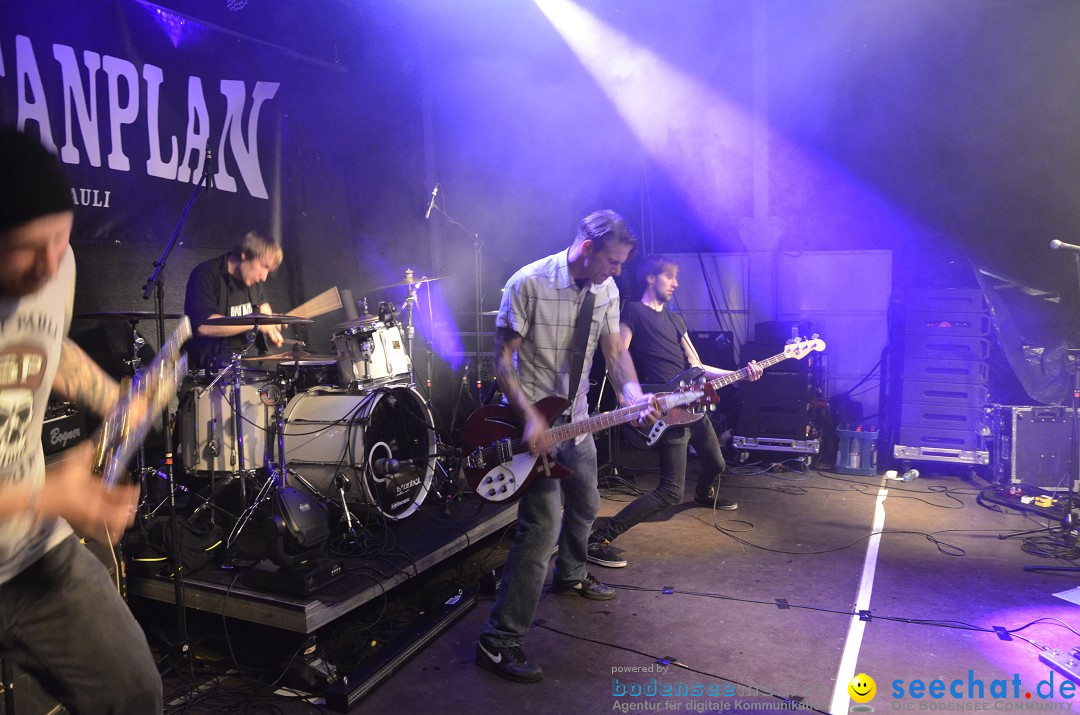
[0,535,163,714]
[594,416,727,543]
[481,434,599,648]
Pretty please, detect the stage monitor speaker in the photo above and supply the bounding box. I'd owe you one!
[688,331,736,371]
[755,320,815,345]
[992,405,1080,491]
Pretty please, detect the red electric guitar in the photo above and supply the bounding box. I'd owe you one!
[461,386,705,503]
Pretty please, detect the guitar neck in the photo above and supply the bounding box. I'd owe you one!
[544,392,687,443]
[707,350,791,390]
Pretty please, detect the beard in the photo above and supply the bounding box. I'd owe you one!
[0,271,48,298]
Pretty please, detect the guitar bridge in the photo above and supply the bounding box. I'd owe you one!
[465,437,515,471]
[465,447,486,470]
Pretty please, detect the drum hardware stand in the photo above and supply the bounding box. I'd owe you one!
[316,471,364,547]
[430,438,463,517]
[227,362,324,549]
[215,333,274,548]
[398,270,438,397]
[138,146,215,674]
[401,269,419,387]
[123,317,164,528]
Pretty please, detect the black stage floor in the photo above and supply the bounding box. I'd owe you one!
[127,493,516,633]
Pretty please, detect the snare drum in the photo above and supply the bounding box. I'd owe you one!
[282,386,434,520]
[331,321,411,386]
[276,359,339,394]
[177,372,270,474]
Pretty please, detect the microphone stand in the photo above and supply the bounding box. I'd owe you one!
[139,148,214,671]
[428,203,484,405]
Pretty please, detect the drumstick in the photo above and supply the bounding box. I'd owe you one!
[287,286,343,319]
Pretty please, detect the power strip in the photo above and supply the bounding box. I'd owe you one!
[1039,648,1080,684]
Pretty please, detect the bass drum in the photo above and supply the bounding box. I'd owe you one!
[282,386,434,520]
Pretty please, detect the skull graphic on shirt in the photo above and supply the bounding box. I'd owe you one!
[0,388,33,467]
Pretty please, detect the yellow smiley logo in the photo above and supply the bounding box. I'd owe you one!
[848,673,877,703]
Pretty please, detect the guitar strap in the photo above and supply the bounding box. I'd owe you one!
[663,308,689,368]
[566,287,596,412]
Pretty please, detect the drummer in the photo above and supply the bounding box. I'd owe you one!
[184,230,285,371]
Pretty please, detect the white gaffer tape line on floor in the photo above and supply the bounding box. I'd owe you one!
[829,485,889,715]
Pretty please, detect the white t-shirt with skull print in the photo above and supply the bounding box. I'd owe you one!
[0,246,75,584]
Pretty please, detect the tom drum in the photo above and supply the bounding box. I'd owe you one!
[331,320,411,386]
[178,372,270,475]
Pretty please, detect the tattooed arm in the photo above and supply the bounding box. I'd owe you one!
[600,331,659,425]
[52,338,121,417]
[493,326,552,455]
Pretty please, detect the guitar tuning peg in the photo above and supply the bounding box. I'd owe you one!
[811,333,819,340]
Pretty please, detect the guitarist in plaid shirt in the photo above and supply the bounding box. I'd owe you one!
[475,210,659,683]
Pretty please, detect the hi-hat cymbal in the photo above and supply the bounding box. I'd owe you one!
[334,314,379,330]
[77,310,184,321]
[202,314,313,326]
[372,276,446,291]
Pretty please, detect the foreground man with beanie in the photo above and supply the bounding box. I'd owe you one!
[0,128,163,713]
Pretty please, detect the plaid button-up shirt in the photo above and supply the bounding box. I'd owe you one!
[496,249,621,426]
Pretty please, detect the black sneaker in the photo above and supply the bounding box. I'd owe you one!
[694,486,738,510]
[475,639,544,683]
[552,572,617,600]
[587,538,627,568]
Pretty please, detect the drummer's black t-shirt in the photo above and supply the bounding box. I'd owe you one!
[184,253,268,370]
[621,301,689,386]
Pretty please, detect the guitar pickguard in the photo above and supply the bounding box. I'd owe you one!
[471,452,540,502]
[643,419,667,444]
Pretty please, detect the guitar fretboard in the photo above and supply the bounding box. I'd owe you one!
[708,349,804,390]
[544,391,698,443]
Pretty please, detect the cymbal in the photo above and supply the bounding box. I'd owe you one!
[334,314,380,330]
[241,352,337,362]
[202,313,313,326]
[372,275,446,291]
[480,310,499,316]
[265,358,338,367]
[240,353,337,367]
[76,310,184,321]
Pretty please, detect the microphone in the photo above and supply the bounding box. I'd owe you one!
[1050,240,1080,253]
[373,457,414,476]
[203,148,215,194]
[424,184,439,219]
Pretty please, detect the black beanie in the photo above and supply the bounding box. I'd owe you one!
[0,127,74,233]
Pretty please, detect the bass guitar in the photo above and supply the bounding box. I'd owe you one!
[462,386,704,503]
[623,338,826,450]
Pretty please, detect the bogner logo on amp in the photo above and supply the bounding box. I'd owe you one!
[48,424,83,450]
[42,401,87,457]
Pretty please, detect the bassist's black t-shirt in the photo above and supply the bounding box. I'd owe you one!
[621,301,689,385]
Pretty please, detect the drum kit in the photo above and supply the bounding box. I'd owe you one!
[79,274,450,549]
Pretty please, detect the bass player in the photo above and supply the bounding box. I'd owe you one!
[587,255,762,569]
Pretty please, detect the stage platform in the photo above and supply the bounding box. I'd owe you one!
[127,499,517,634]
